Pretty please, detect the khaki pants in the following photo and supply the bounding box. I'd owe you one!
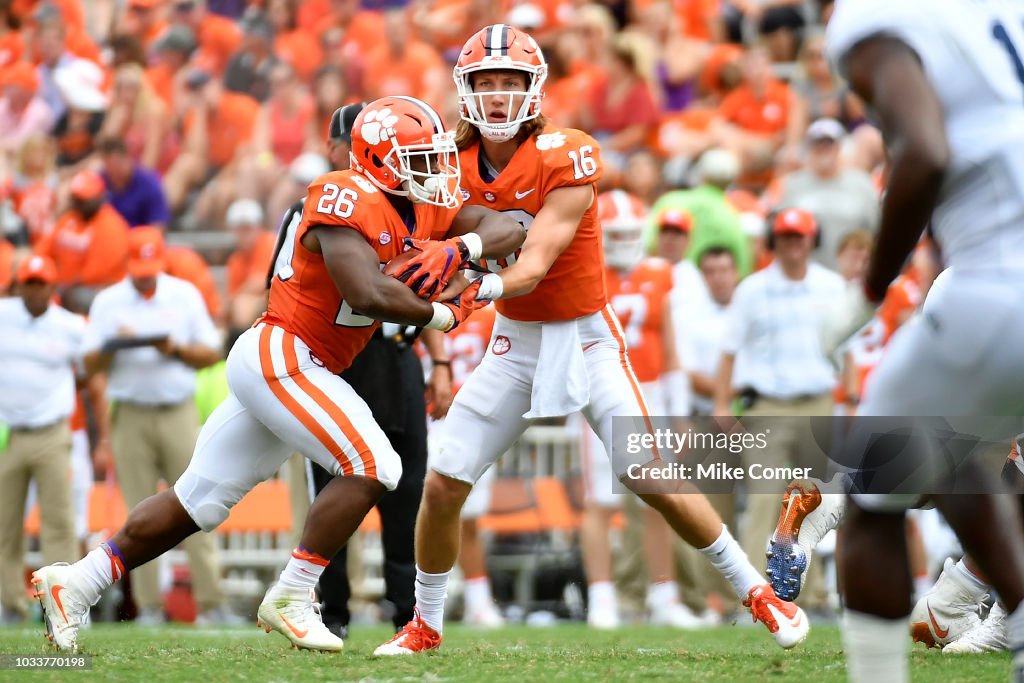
[740,394,833,609]
[112,401,224,612]
[0,421,76,618]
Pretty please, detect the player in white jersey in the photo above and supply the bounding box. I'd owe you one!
[823,1,1024,680]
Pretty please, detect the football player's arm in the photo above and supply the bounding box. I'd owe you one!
[313,226,455,330]
[474,185,593,300]
[844,36,949,302]
[445,204,527,259]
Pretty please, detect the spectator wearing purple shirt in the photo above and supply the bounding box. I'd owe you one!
[98,137,170,229]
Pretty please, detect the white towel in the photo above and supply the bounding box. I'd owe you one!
[523,319,590,419]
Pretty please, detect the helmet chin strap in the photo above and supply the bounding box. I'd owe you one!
[479,121,522,142]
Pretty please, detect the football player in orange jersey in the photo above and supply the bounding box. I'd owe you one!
[31,96,525,655]
[579,190,706,629]
[375,25,808,656]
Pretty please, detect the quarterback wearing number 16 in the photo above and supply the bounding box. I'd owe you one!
[30,96,525,655]
[375,25,809,656]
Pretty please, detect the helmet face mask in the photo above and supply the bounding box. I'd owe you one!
[350,96,461,208]
[454,24,547,143]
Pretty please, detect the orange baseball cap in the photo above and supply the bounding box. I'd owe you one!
[772,208,817,236]
[127,226,166,277]
[2,62,39,93]
[129,0,163,8]
[69,170,106,201]
[657,208,693,232]
[16,255,57,284]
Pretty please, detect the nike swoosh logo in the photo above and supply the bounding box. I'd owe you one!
[927,602,949,639]
[51,585,69,625]
[515,189,535,199]
[279,612,308,639]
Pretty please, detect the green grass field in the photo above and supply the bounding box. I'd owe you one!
[0,622,1010,682]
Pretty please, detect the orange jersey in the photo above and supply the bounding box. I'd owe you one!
[445,303,496,395]
[261,170,460,374]
[459,125,606,322]
[605,258,673,383]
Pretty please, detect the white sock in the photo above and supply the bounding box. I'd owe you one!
[277,547,328,591]
[698,524,764,599]
[647,580,680,607]
[74,546,121,603]
[842,610,909,683]
[912,575,933,602]
[463,576,493,612]
[952,558,989,597]
[415,567,450,633]
[588,581,617,611]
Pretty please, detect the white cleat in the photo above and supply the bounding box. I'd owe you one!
[587,605,621,630]
[464,603,505,628]
[909,558,986,649]
[743,584,810,649]
[648,601,704,630]
[256,584,344,652]
[943,603,1008,654]
[31,563,94,653]
[766,476,846,602]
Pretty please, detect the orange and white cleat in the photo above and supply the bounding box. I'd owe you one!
[744,584,810,649]
[31,563,93,653]
[373,612,442,656]
[256,584,344,652]
[766,476,846,602]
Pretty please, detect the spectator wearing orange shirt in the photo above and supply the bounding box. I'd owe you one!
[169,0,241,76]
[0,235,13,293]
[163,69,260,220]
[102,63,178,173]
[223,198,273,335]
[116,0,169,52]
[146,25,195,109]
[223,8,279,103]
[362,9,445,112]
[266,0,321,83]
[0,0,23,70]
[37,170,129,302]
[713,44,801,187]
[11,135,58,246]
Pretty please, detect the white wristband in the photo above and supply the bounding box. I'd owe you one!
[459,232,483,260]
[425,302,455,332]
[476,272,504,300]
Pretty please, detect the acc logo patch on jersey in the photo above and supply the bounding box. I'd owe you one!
[461,188,471,201]
[492,335,511,355]
[379,231,392,245]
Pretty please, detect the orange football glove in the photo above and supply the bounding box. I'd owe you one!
[437,281,490,331]
[393,237,470,301]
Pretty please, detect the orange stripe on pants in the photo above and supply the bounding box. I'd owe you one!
[258,326,356,477]
[600,306,661,460]
[280,331,377,481]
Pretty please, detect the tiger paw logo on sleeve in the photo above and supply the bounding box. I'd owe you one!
[535,132,566,150]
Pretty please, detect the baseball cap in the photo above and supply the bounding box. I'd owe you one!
[226,198,264,228]
[16,255,57,284]
[129,0,163,8]
[772,208,817,236]
[54,59,108,112]
[154,25,197,55]
[806,118,844,143]
[328,102,366,144]
[69,170,106,201]
[127,226,166,277]
[657,208,693,233]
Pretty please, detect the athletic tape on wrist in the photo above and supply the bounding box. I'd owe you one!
[476,272,504,300]
[426,302,456,331]
[459,232,483,260]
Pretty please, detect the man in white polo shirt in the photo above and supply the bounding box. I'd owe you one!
[713,208,845,607]
[81,227,232,625]
[0,256,84,623]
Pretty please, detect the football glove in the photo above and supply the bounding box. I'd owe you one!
[392,237,471,301]
[438,281,490,331]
